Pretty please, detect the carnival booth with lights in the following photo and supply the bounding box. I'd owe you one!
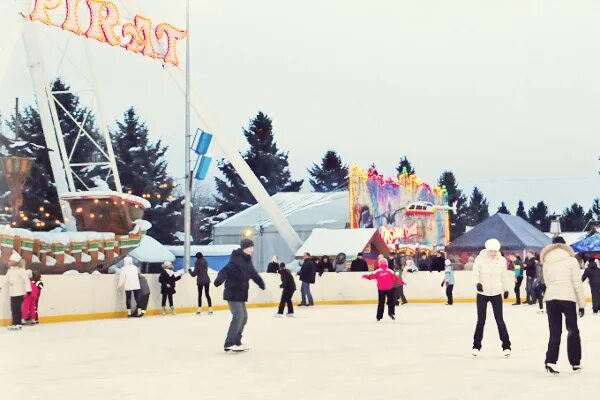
[348,166,453,255]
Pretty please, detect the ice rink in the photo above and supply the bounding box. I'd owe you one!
[2,303,600,400]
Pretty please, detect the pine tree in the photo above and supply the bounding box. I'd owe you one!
[396,156,415,176]
[527,201,551,231]
[560,203,592,232]
[308,150,348,192]
[438,171,468,240]
[516,201,527,220]
[465,187,489,227]
[191,183,218,244]
[591,198,600,220]
[111,108,182,244]
[215,111,303,216]
[497,202,510,214]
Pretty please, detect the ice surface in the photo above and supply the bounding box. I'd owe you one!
[2,304,600,400]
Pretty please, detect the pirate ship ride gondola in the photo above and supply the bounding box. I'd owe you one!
[0,191,151,274]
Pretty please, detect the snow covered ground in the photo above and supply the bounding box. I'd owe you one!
[2,303,600,400]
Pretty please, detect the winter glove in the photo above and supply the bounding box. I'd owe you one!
[579,308,585,318]
[503,291,509,300]
[279,284,283,288]
[441,282,445,287]
[476,283,483,292]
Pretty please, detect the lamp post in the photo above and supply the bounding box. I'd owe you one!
[183,0,192,272]
[1,156,35,225]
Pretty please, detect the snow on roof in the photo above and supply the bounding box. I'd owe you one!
[215,192,349,230]
[544,232,587,246]
[295,228,380,258]
[60,191,151,209]
[130,235,175,263]
[165,245,238,257]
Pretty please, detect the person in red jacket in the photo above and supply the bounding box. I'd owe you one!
[362,258,404,321]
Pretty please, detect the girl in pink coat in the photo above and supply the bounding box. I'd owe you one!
[22,270,40,325]
[363,258,404,321]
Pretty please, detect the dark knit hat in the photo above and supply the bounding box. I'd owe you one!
[240,238,254,250]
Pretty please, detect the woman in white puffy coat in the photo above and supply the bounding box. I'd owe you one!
[540,237,586,374]
[117,257,141,317]
[3,258,31,330]
[471,239,513,357]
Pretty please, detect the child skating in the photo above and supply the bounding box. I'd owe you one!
[362,258,404,321]
[159,261,182,315]
[441,260,455,305]
[275,262,296,317]
[22,269,40,325]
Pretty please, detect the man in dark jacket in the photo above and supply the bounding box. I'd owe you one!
[276,263,296,316]
[350,253,369,272]
[582,259,600,314]
[214,239,265,352]
[190,252,212,315]
[298,252,316,306]
[524,252,538,305]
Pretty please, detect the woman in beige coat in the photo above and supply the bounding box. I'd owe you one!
[540,236,586,374]
[2,258,31,330]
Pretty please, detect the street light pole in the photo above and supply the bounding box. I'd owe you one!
[183,0,192,272]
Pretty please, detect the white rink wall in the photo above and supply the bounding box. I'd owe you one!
[0,271,591,324]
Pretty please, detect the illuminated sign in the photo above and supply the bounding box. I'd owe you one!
[379,224,423,245]
[29,0,187,66]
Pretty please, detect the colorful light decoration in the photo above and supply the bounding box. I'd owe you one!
[29,0,187,66]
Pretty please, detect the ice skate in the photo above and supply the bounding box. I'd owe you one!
[225,345,248,353]
[196,308,202,315]
[286,313,295,317]
[503,349,511,358]
[208,307,214,315]
[471,348,480,357]
[536,309,545,315]
[161,307,166,316]
[274,313,284,318]
[572,365,582,373]
[545,364,560,375]
[170,306,176,315]
[388,314,395,320]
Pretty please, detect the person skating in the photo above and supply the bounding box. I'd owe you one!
[534,259,546,314]
[266,256,280,273]
[298,252,317,306]
[32,271,43,324]
[214,239,265,352]
[362,258,404,321]
[21,269,40,325]
[471,239,513,357]
[582,259,600,314]
[2,257,31,331]
[275,262,296,317]
[136,273,150,317]
[524,251,537,305]
[190,252,213,315]
[393,262,408,306]
[350,253,369,272]
[511,255,524,305]
[117,257,141,317]
[442,260,455,305]
[540,237,586,374]
[159,261,182,315]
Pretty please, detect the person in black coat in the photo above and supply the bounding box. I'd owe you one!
[214,239,265,352]
[582,259,600,314]
[266,257,280,273]
[431,252,446,272]
[158,261,182,315]
[276,262,296,316]
[190,252,213,315]
[524,252,538,305]
[317,256,334,276]
[136,274,150,317]
[350,253,369,272]
[298,252,317,306]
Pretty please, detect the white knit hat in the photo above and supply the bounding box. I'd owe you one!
[485,239,501,251]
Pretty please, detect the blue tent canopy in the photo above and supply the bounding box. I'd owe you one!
[446,213,551,252]
[571,233,600,253]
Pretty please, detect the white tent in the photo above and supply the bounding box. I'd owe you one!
[130,235,175,263]
[295,228,389,258]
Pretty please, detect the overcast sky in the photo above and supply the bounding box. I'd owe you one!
[1,0,598,215]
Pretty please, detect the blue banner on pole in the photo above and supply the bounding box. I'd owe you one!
[194,155,212,180]
[193,129,213,155]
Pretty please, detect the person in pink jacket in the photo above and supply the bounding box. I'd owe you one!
[363,258,404,321]
[21,270,40,325]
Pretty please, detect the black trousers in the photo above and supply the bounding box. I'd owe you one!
[125,290,140,310]
[377,289,395,320]
[198,284,212,307]
[395,285,407,304]
[161,293,174,307]
[545,300,581,366]
[526,277,536,304]
[590,285,600,313]
[10,296,24,326]
[278,289,295,314]
[535,285,545,310]
[473,294,511,350]
[446,284,454,305]
[137,294,149,312]
[514,277,523,304]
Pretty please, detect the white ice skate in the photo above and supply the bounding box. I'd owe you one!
[170,307,176,316]
[572,365,582,373]
[225,345,249,353]
[504,349,512,358]
[545,364,560,375]
[537,310,545,315]
[471,348,480,357]
[286,313,295,317]
[196,308,202,315]
[208,307,214,315]
[274,313,284,318]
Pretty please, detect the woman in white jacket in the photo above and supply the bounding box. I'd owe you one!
[471,239,513,357]
[117,257,141,317]
[3,258,31,330]
[540,237,586,374]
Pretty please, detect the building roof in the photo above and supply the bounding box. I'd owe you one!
[214,192,349,233]
[447,213,551,252]
[165,245,238,257]
[544,232,587,246]
[130,235,175,263]
[295,228,390,258]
